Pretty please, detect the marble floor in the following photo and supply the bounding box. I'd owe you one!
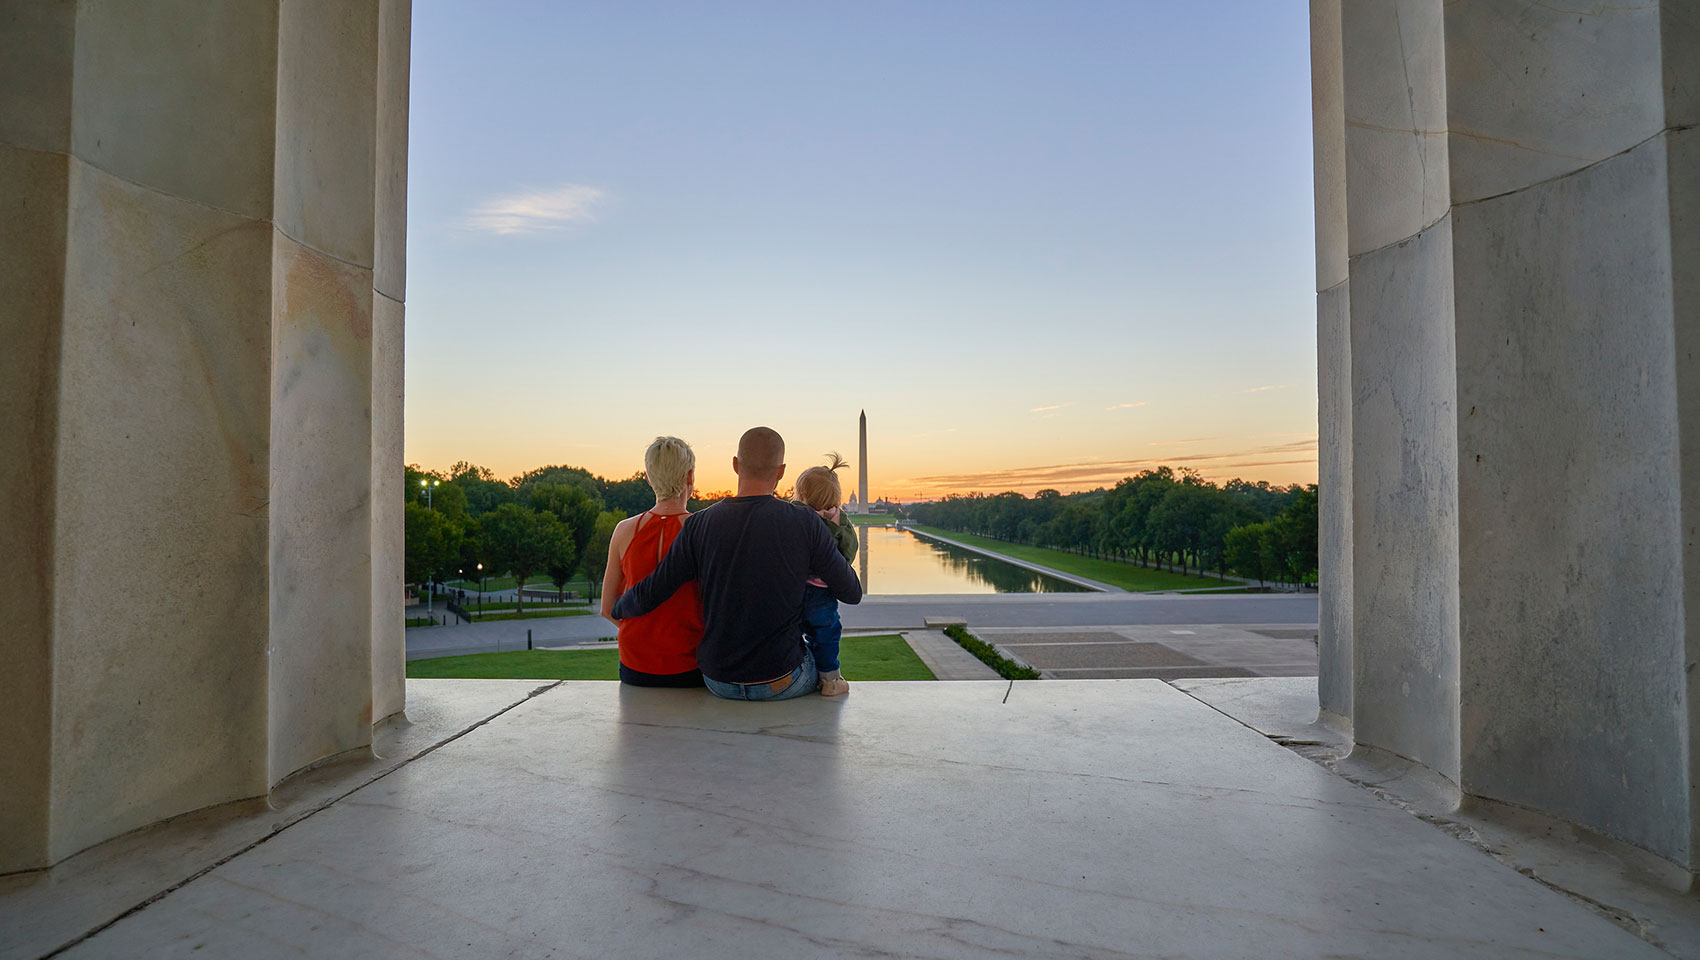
[4,680,1673,959]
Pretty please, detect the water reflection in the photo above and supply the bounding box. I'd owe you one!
[854,526,1091,595]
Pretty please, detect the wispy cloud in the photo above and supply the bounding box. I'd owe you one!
[903,439,1319,493]
[465,184,607,235]
[1237,384,1287,394]
[1148,437,1220,446]
[1030,402,1076,413]
[1105,402,1148,411]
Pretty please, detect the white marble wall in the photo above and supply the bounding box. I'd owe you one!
[1315,0,1700,872]
[0,1,410,872]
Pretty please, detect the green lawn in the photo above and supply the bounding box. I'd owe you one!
[463,599,593,614]
[471,609,595,623]
[909,526,1226,592]
[409,648,621,679]
[838,633,936,680]
[406,634,935,681]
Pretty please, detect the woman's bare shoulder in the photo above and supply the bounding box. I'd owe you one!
[610,513,643,548]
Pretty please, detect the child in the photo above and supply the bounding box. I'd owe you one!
[792,453,859,697]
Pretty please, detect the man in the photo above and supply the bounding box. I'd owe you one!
[611,426,862,700]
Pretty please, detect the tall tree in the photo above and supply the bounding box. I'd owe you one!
[453,518,485,589]
[542,530,582,603]
[404,502,456,606]
[579,510,624,601]
[1270,486,1319,585]
[448,461,516,516]
[513,464,602,499]
[479,503,571,612]
[600,473,657,516]
[405,464,469,522]
[529,483,601,569]
[1224,523,1271,586]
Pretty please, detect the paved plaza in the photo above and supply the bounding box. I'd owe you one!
[980,623,1319,679]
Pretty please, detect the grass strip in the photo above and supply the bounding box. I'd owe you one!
[942,624,1042,680]
[909,526,1225,592]
[471,609,595,623]
[838,634,936,680]
[461,599,592,614]
[406,634,934,682]
[409,649,620,679]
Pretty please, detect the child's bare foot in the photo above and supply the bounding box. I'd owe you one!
[820,675,851,697]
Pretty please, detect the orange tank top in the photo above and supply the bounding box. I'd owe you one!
[617,511,704,674]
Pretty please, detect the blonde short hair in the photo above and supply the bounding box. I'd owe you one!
[794,452,848,511]
[644,436,695,500]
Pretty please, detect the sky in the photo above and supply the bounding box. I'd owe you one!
[404,1,1318,500]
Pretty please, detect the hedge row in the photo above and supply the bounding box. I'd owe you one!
[942,625,1042,681]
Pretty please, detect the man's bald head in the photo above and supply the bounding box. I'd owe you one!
[736,427,785,474]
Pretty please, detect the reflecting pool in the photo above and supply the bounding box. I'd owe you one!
[855,526,1093,594]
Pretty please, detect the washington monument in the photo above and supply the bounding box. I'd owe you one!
[858,410,869,514]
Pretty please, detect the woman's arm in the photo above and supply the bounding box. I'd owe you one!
[600,517,637,623]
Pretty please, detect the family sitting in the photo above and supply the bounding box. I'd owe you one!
[599,426,863,700]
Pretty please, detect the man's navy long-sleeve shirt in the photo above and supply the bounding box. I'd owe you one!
[611,495,862,682]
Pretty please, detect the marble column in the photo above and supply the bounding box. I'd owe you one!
[1315,0,1700,875]
[1668,3,1700,875]
[1341,0,1461,784]
[267,0,380,783]
[0,0,410,873]
[1446,0,1691,868]
[371,0,412,726]
[1309,0,1352,728]
[0,0,76,872]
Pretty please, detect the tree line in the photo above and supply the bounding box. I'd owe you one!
[905,467,1319,587]
[404,462,670,608]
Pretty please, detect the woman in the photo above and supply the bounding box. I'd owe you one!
[601,436,705,686]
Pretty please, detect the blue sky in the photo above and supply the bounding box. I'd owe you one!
[405,1,1318,498]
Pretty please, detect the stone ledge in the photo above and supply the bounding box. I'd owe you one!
[15,679,1670,959]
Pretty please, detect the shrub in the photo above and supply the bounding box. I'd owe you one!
[943,624,1042,681]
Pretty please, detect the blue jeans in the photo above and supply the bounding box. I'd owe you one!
[800,585,842,673]
[703,648,819,701]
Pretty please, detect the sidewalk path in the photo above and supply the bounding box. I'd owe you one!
[895,629,1000,680]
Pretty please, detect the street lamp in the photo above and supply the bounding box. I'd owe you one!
[476,562,484,617]
[418,479,441,614]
